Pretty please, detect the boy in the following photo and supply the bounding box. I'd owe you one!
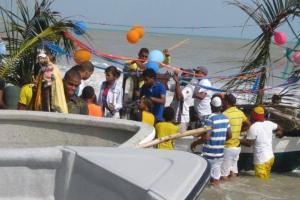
[155,107,178,150]
[191,96,231,186]
[81,86,103,117]
[240,106,283,180]
[134,96,155,126]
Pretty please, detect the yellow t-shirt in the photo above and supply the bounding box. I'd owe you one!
[19,84,33,106]
[142,111,155,126]
[155,122,178,150]
[223,106,248,148]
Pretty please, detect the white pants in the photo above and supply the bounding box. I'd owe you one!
[221,147,241,177]
[207,158,224,180]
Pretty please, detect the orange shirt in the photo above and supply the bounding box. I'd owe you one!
[87,103,103,117]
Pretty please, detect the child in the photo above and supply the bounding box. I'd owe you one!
[240,106,283,180]
[134,96,155,126]
[81,86,103,117]
[155,107,178,150]
[191,96,231,186]
[98,66,123,118]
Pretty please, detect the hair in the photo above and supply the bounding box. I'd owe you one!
[105,65,121,79]
[81,86,95,100]
[138,48,149,56]
[163,107,175,122]
[72,61,94,73]
[143,68,157,79]
[211,104,222,113]
[63,69,81,81]
[142,97,153,111]
[224,93,236,106]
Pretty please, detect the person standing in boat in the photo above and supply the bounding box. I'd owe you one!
[191,96,231,186]
[81,86,103,117]
[170,68,195,132]
[98,66,123,118]
[221,94,251,179]
[140,68,166,122]
[63,69,88,115]
[240,106,283,180]
[193,66,212,127]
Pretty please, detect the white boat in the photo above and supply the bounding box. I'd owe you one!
[0,110,210,200]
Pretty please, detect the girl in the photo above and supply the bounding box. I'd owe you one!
[81,86,103,117]
[98,66,123,118]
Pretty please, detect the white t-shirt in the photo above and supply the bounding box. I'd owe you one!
[246,121,278,164]
[170,84,194,123]
[194,78,212,117]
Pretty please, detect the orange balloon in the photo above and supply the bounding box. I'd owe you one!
[74,49,92,64]
[132,26,145,38]
[127,29,140,44]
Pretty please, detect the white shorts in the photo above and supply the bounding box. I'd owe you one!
[221,147,241,177]
[207,157,224,180]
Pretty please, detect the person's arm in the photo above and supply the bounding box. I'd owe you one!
[114,86,123,112]
[162,49,171,65]
[274,125,284,138]
[193,92,207,100]
[240,138,255,147]
[241,113,251,132]
[18,103,27,110]
[240,125,256,147]
[173,72,183,101]
[281,128,300,137]
[226,125,232,140]
[151,95,166,104]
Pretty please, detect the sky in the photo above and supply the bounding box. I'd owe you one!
[2,0,299,39]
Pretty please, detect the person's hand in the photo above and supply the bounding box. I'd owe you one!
[163,49,170,57]
[107,103,115,112]
[190,141,198,152]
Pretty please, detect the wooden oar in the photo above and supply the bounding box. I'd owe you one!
[167,38,190,51]
[137,127,211,149]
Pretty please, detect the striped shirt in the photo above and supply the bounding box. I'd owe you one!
[223,106,248,148]
[202,113,230,159]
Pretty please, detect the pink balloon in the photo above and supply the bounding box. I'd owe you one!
[293,51,300,64]
[274,32,287,45]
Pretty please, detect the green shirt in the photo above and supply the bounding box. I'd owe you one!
[67,96,88,115]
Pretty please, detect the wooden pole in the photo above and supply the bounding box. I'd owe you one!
[167,38,190,51]
[136,127,211,149]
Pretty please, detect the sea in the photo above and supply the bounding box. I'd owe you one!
[57,29,300,200]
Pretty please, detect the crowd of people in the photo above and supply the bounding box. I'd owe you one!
[0,47,299,186]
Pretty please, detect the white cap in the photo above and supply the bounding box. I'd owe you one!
[38,53,47,58]
[211,96,222,107]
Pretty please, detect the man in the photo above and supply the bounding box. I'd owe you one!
[170,68,195,132]
[0,78,6,109]
[140,68,166,122]
[63,69,88,115]
[191,96,231,186]
[240,106,283,179]
[221,94,251,179]
[193,66,212,127]
[128,48,149,71]
[71,61,94,96]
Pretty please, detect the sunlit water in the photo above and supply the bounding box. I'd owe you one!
[57,30,299,200]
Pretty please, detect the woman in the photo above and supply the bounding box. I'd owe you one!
[98,66,123,118]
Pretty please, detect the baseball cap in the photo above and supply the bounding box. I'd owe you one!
[193,66,208,75]
[211,96,222,107]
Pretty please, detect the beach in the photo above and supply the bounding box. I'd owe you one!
[56,29,300,200]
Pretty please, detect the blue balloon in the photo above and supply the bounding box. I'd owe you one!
[0,42,6,55]
[145,61,159,73]
[148,50,165,63]
[73,21,87,35]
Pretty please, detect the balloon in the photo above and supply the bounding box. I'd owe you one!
[132,26,145,38]
[145,61,159,73]
[293,51,300,64]
[0,42,6,55]
[274,32,287,46]
[73,21,87,35]
[74,49,92,64]
[127,29,140,44]
[148,50,165,63]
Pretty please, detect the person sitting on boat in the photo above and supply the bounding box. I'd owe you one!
[170,68,195,132]
[140,68,166,122]
[0,77,6,109]
[71,61,94,96]
[191,96,231,186]
[81,86,103,117]
[63,69,88,115]
[133,96,155,126]
[155,107,178,150]
[221,93,251,180]
[240,106,283,180]
[18,81,37,110]
[193,66,212,127]
[98,65,123,118]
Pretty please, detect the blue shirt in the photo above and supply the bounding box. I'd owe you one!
[140,81,166,121]
[202,113,230,159]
